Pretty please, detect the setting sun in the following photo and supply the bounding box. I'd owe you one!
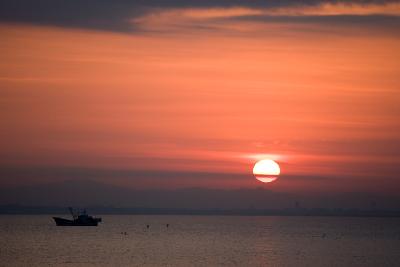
[253,159,281,183]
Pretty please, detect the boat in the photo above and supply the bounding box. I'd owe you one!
[53,207,102,226]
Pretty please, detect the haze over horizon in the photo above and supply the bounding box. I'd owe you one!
[2,179,400,211]
[1,0,400,208]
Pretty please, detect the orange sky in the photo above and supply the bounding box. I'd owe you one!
[1,3,400,193]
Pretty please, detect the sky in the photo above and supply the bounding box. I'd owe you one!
[1,0,400,199]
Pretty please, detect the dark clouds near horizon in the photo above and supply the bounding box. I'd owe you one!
[0,165,339,180]
[1,178,400,209]
[1,165,398,197]
[1,0,399,32]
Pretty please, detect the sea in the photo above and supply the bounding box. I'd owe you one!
[1,215,400,266]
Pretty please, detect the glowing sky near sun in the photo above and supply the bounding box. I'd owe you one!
[0,1,400,193]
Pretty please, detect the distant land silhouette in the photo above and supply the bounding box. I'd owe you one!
[1,204,400,217]
[1,179,400,217]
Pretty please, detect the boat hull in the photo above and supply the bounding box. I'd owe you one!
[53,217,99,226]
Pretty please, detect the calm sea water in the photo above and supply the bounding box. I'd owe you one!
[1,215,400,266]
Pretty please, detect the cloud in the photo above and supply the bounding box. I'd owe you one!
[0,1,399,32]
[260,2,400,16]
[0,165,250,188]
[131,1,400,34]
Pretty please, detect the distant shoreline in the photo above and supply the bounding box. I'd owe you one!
[1,205,400,218]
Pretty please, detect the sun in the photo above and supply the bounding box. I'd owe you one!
[253,159,281,183]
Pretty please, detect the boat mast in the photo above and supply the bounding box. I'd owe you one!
[68,207,77,220]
